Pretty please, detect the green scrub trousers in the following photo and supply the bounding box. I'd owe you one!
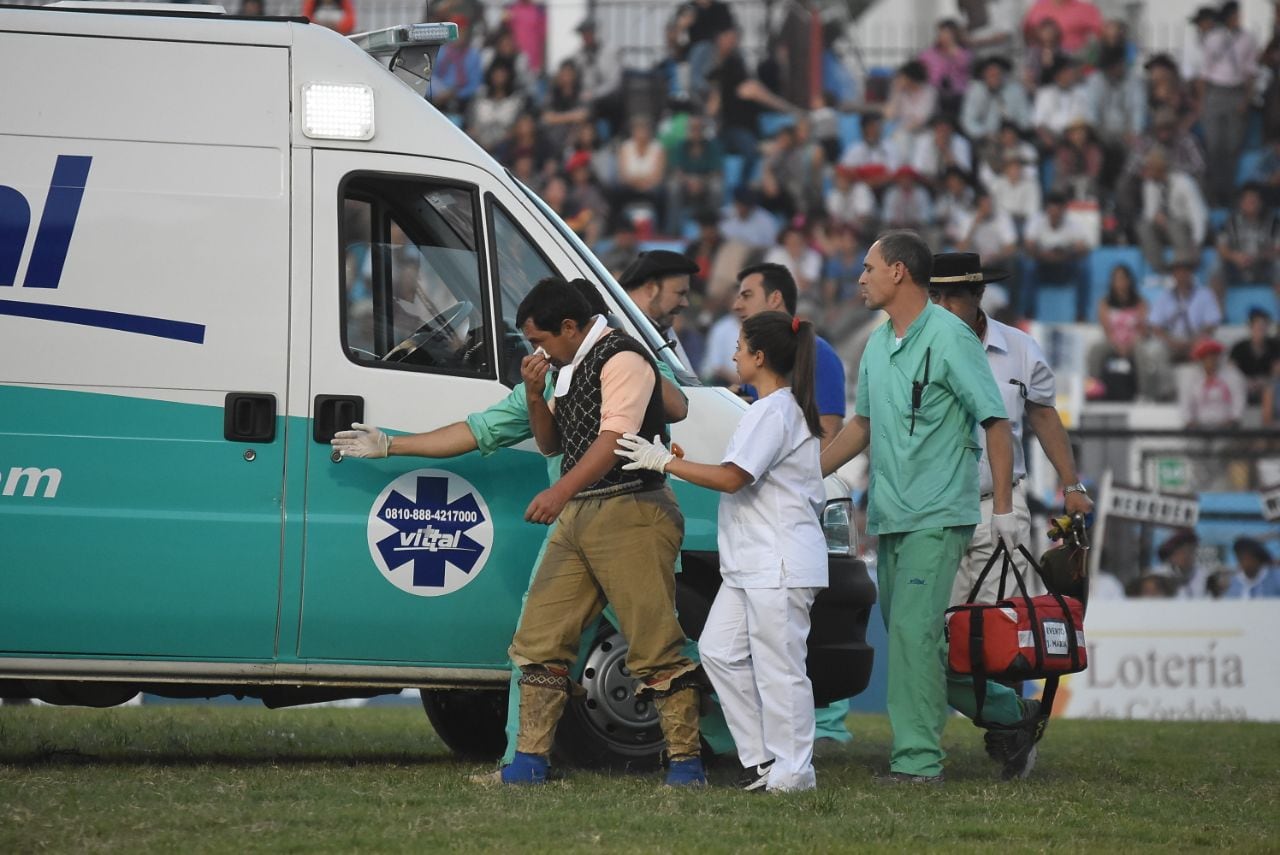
[878,526,1024,777]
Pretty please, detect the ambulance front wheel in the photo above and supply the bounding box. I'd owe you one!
[420,688,508,761]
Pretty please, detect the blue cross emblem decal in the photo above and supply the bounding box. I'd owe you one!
[374,475,487,589]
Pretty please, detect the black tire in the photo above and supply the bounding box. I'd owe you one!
[420,688,509,761]
[553,578,713,770]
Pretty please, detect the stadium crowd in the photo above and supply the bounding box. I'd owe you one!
[284,0,1280,594]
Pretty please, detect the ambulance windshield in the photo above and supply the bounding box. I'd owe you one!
[509,173,699,387]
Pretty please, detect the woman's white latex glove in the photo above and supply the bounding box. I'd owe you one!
[614,433,674,472]
[331,422,391,459]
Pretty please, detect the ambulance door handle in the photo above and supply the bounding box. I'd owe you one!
[313,394,364,444]
[223,393,277,443]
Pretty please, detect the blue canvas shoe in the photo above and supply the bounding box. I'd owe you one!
[500,751,549,785]
[665,757,707,787]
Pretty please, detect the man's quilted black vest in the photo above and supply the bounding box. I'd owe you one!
[556,330,667,498]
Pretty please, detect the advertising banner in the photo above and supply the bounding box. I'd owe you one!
[1053,600,1280,722]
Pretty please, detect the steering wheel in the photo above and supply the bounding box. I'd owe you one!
[384,301,475,366]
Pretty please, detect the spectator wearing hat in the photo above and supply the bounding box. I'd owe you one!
[1124,107,1206,186]
[1149,256,1221,368]
[618,250,700,372]
[1137,149,1207,276]
[1212,184,1279,297]
[910,114,973,189]
[1023,0,1103,57]
[838,113,901,191]
[1032,56,1088,150]
[952,191,1017,277]
[1224,538,1280,598]
[918,19,972,117]
[882,167,933,235]
[1026,192,1090,317]
[1229,307,1280,403]
[961,56,1031,153]
[884,60,939,163]
[1052,117,1104,201]
[1180,6,1221,82]
[720,186,780,250]
[977,120,1039,190]
[1179,337,1247,429]
[927,252,1093,608]
[1197,1,1261,207]
[988,154,1041,236]
[826,166,878,234]
[665,113,725,236]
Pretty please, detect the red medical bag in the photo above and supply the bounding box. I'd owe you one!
[945,543,1087,727]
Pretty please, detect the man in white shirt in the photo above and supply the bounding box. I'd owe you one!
[1197,1,1260,205]
[1179,7,1219,83]
[953,191,1017,274]
[911,114,974,187]
[1032,57,1088,149]
[1025,193,1090,318]
[1137,149,1208,275]
[926,252,1094,607]
[838,113,901,190]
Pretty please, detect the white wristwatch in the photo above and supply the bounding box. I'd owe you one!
[1064,482,1088,495]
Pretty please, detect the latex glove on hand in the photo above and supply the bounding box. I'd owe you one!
[615,433,675,473]
[331,422,390,459]
[991,511,1020,549]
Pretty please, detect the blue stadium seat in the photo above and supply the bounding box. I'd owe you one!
[1209,207,1230,232]
[1237,149,1264,186]
[1086,246,1146,321]
[759,112,795,138]
[1198,247,1218,282]
[837,112,862,149]
[1035,285,1078,324]
[1224,286,1278,324]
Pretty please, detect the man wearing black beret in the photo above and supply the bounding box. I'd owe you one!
[619,249,700,371]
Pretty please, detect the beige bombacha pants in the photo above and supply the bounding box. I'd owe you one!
[508,486,701,760]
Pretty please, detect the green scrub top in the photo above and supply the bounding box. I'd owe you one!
[465,358,681,483]
[854,302,1007,536]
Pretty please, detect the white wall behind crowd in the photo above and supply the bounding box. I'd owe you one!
[1052,600,1280,722]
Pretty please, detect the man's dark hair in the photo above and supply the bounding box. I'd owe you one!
[568,278,610,316]
[737,262,798,315]
[516,277,593,333]
[875,230,932,286]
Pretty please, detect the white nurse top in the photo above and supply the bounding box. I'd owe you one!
[718,388,829,589]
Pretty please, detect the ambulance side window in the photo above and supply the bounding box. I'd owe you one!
[340,176,491,378]
[489,203,557,387]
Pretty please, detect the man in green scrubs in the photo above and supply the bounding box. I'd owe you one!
[332,279,733,771]
[820,231,1041,783]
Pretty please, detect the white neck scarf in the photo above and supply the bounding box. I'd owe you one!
[554,315,609,398]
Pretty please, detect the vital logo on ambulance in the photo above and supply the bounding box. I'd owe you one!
[366,470,493,597]
[0,156,205,343]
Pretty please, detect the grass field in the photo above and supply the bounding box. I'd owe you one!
[1,706,1277,853]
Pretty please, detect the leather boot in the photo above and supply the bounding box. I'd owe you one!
[654,685,702,761]
[514,670,570,758]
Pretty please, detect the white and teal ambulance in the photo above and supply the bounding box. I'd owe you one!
[0,2,875,764]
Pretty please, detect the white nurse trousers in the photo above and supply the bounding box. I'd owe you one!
[698,583,821,792]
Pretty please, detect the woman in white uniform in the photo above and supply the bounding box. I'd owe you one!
[616,311,828,792]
